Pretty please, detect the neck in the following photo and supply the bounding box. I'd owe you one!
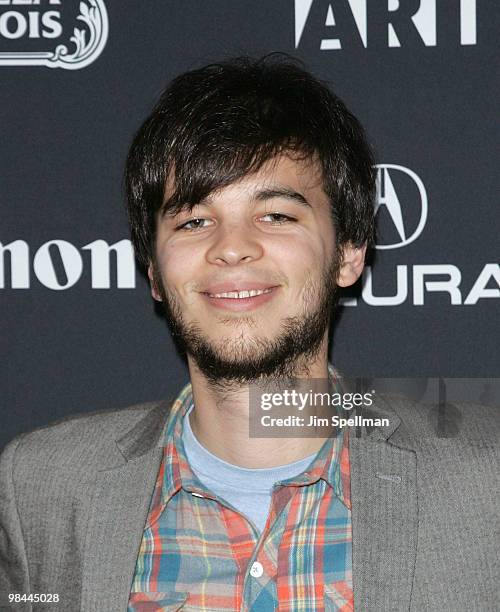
[186,340,331,468]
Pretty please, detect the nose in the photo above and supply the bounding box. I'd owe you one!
[205,222,264,266]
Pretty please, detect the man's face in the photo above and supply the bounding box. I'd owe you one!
[149,154,356,385]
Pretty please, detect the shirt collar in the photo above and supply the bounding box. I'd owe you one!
[273,364,351,509]
[148,363,350,526]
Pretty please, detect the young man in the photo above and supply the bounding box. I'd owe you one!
[1,56,498,611]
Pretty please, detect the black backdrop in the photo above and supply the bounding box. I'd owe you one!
[1,1,499,450]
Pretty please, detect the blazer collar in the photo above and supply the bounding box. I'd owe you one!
[348,392,418,611]
[115,399,174,464]
[80,400,171,611]
[112,387,406,465]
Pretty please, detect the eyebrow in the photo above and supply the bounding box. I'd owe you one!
[161,184,312,218]
[252,186,312,208]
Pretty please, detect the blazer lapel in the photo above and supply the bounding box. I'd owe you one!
[80,401,171,612]
[349,399,418,612]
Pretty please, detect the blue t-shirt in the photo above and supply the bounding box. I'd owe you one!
[182,406,316,533]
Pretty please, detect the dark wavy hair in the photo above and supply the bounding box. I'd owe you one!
[125,54,375,271]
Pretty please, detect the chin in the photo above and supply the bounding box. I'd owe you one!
[212,331,270,351]
[208,334,263,352]
[213,316,260,330]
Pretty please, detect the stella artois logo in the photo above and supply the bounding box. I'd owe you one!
[0,0,108,70]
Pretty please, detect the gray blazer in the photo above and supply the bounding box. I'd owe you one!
[1,394,498,611]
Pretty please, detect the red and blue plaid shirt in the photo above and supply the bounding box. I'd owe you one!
[129,376,352,611]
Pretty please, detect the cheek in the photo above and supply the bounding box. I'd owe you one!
[272,231,334,305]
[156,243,198,301]
[273,235,327,281]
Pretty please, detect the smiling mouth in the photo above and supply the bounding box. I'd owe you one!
[204,288,274,299]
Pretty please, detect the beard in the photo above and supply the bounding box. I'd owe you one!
[151,251,341,389]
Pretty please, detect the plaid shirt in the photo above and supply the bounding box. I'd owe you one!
[129,374,352,611]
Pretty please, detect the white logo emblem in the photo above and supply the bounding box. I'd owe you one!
[374,164,427,250]
[0,0,108,70]
[294,0,477,49]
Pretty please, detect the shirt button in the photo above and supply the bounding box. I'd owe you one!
[250,561,264,578]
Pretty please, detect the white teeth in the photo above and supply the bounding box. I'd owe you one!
[208,288,273,299]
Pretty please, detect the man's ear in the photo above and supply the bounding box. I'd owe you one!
[337,243,367,288]
[147,262,162,301]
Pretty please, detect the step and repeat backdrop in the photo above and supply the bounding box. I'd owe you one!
[1,1,498,448]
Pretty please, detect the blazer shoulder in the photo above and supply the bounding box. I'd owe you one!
[378,392,500,447]
[2,399,172,472]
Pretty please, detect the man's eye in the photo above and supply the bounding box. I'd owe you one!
[176,218,212,231]
[260,213,296,224]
